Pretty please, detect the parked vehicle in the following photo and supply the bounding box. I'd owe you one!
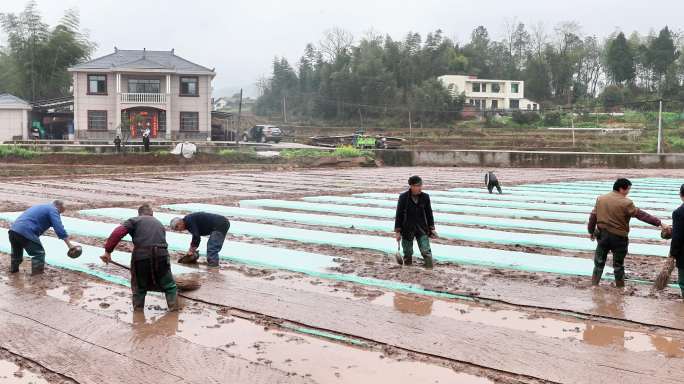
[243,125,283,143]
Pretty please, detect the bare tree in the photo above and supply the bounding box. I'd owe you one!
[319,26,354,62]
[530,21,548,58]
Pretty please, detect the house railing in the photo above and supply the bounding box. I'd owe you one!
[119,93,168,104]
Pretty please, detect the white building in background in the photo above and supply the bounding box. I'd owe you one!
[0,93,31,141]
[438,75,538,111]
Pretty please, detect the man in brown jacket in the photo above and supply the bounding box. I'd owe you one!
[587,178,666,287]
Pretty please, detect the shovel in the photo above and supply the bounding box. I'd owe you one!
[394,239,404,266]
[108,260,201,292]
[654,256,676,291]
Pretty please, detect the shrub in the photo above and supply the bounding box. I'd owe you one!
[543,111,562,127]
[512,111,541,125]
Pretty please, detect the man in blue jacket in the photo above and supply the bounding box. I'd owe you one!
[8,200,75,275]
[669,184,684,298]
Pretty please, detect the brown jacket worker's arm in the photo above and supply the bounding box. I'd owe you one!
[631,206,662,227]
[587,209,598,234]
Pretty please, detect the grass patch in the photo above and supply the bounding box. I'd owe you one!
[0,146,39,158]
[217,148,260,162]
[280,146,374,159]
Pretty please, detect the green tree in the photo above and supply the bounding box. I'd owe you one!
[0,1,95,100]
[605,32,636,84]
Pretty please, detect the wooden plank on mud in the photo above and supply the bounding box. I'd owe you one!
[184,274,684,384]
[0,289,312,384]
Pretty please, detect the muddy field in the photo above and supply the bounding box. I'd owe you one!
[2,166,684,383]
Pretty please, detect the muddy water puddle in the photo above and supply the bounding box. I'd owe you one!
[44,282,492,384]
[372,292,684,358]
[0,359,50,384]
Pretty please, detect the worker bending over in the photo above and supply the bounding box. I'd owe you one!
[394,176,437,268]
[170,212,230,268]
[588,178,666,287]
[8,200,75,275]
[669,184,684,298]
[101,204,178,311]
[485,171,502,194]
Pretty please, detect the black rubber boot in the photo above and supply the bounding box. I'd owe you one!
[591,267,603,286]
[403,256,413,266]
[423,254,434,269]
[615,279,625,288]
[30,265,44,276]
[9,261,20,273]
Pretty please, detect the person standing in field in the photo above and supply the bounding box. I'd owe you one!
[668,184,684,298]
[588,178,667,287]
[394,175,437,269]
[485,171,502,194]
[101,204,178,311]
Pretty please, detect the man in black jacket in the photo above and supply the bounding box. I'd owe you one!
[485,171,502,194]
[170,212,230,268]
[670,184,684,298]
[394,175,437,268]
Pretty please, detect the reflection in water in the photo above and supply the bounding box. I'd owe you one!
[130,310,180,346]
[393,293,434,316]
[583,324,625,349]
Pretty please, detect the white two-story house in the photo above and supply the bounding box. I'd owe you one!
[68,48,215,140]
[438,75,538,111]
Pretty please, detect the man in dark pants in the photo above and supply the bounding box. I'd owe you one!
[588,178,665,287]
[114,135,122,153]
[8,200,76,275]
[669,184,684,298]
[170,212,230,268]
[394,175,437,268]
[101,204,178,311]
[485,171,502,194]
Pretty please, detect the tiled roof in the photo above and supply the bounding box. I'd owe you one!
[69,49,214,74]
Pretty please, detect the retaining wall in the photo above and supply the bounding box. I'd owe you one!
[376,149,684,168]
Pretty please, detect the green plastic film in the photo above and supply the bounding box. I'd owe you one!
[0,227,131,286]
[295,196,655,227]
[81,207,612,278]
[164,203,662,240]
[162,203,666,257]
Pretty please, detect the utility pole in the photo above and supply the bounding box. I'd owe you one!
[571,106,575,148]
[282,95,288,123]
[236,88,242,144]
[657,99,663,154]
[408,110,412,149]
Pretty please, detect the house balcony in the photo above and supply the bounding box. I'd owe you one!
[119,92,168,104]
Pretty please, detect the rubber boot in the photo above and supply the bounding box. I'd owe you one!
[166,292,179,312]
[403,256,413,266]
[423,254,434,269]
[681,289,684,299]
[132,295,145,312]
[615,279,625,288]
[591,268,603,286]
[9,260,20,273]
[31,265,44,276]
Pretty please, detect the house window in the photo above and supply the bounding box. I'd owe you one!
[510,100,520,109]
[180,112,199,131]
[88,75,107,95]
[511,83,519,93]
[481,83,487,92]
[491,83,500,93]
[472,83,480,92]
[180,77,199,96]
[158,111,166,132]
[474,100,481,109]
[87,110,107,131]
[128,79,161,93]
[533,104,538,111]
[527,104,532,110]
[491,100,498,110]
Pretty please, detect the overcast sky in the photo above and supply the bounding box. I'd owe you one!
[2,0,683,97]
